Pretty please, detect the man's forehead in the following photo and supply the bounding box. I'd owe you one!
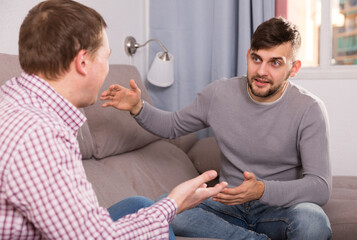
[252,41,292,54]
[250,45,292,62]
[250,51,285,60]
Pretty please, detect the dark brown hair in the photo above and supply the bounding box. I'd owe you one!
[251,17,301,60]
[19,0,107,80]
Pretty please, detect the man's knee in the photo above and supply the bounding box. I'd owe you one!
[288,203,332,239]
[108,196,154,221]
[128,196,155,208]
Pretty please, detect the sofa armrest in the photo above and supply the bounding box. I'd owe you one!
[187,137,221,187]
[167,133,198,153]
[187,137,221,174]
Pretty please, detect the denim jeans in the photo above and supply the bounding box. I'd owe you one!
[108,196,176,240]
[172,198,332,240]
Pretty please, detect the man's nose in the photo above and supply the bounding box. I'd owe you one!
[257,63,268,76]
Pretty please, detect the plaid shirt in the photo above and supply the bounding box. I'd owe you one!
[0,73,176,239]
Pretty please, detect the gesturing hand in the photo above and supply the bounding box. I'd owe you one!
[168,170,228,214]
[212,171,265,205]
[100,79,143,115]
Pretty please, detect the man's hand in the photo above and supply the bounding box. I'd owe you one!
[212,171,265,205]
[168,170,228,214]
[100,79,143,115]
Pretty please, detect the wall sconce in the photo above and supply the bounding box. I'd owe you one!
[124,36,174,87]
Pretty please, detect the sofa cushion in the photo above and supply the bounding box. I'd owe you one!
[188,137,221,174]
[82,159,138,208]
[167,133,198,153]
[322,176,357,239]
[323,198,357,239]
[0,53,23,85]
[100,140,200,200]
[332,176,357,189]
[83,64,160,159]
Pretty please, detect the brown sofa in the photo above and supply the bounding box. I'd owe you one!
[1,53,356,239]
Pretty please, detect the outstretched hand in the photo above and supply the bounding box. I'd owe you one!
[100,79,143,115]
[212,171,265,205]
[168,170,228,214]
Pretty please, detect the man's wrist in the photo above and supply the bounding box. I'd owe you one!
[130,100,144,116]
[257,180,265,199]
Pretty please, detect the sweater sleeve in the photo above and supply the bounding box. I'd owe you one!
[135,81,217,139]
[259,100,331,207]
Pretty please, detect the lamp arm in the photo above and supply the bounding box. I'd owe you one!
[139,38,168,54]
[124,36,171,61]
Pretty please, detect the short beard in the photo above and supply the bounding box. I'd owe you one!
[247,71,291,99]
[247,78,283,98]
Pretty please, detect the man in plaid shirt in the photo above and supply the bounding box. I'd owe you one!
[0,0,227,239]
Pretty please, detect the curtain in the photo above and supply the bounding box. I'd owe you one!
[149,0,275,136]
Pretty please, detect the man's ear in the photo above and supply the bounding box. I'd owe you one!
[289,60,301,77]
[246,49,250,59]
[75,49,88,75]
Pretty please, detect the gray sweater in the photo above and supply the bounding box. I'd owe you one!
[135,76,331,207]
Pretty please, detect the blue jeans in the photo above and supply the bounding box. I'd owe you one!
[172,198,332,240]
[108,196,176,240]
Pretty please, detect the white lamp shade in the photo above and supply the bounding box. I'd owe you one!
[147,52,174,87]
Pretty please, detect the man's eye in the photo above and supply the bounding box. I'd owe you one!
[272,61,281,66]
[252,56,261,62]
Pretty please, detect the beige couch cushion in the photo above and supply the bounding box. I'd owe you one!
[322,176,357,239]
[83,64,160,159]
[0,53,22,84]
[188,137,221,174]
[101,140,199,201]
[82,159,137,208]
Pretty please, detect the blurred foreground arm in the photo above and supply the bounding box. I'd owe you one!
[169,170,227,213]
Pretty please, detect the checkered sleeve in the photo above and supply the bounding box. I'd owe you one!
[5,124,176,239]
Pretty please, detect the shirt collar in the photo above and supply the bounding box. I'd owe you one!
[19,72,87,133]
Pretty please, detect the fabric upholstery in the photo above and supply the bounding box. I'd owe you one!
[167,133,198,153]
[100,140,199,201]
[0,53,22,83]
[188,137,221,174]
[82,159,137,208]
[323,176,357,238]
